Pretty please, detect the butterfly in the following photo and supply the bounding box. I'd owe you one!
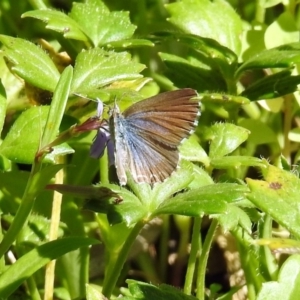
[91,88,200,185]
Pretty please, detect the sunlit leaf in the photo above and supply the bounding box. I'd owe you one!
[0,35,60,91]
[165,0,242,54]
[71,48,145,93]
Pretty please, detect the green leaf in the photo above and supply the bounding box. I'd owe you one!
[40,65,73,150]
[153,183,248,217]
[119,160,196,216]
[289,128,300,142]
[205,123,250,159]
[85,184,148,226]
[165,0,242,55]
[22,9,89,42]
[0,106,49,164]
[257,255,300,300]
[262,0,282,8]
[0,67,72,164]
[188,165,214,189]
[95,215,133,254]
[240,69,300,100]
[71,48,145,93]
[0,170,29,214]
[211,156,266,169]
[217,204,252,233]
[247,162,300,239]
[159,52,227,92]
[179,135,210,166]
[239,119,278,145]
[104,39,154,50]
[0,154,11,172]
[0,35,60,91]
[241,27,266,62]
[51,182,144,227]
[155,32,238,82]
[86,284,105,300]
[18,215,62,245]
[200,93,250,105]
[69,0,136,47]
[150,160,197,208]
[265,11,299,49]
[0,237,99,298]
[236,43,300,78]
[44,143,74,162]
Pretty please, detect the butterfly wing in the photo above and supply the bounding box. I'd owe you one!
[113,88,199,185]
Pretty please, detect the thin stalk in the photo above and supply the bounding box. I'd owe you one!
[27,276,42,300]
[44,161,64,300]
[0,163,41,258]
[258,214,278,281]
[102,221,145,298]
[196,219,218,300]
[232,228,264,300]
[255,0,266,23]
[159,215,170,282]
[136,252,160,283]
[184,217,202,295]
[99,148,109,184]
[173,216,192,286]
[282,94,293,163]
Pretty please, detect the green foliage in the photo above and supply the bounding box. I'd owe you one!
[257,255,300,300]
[0,35,60,91]
[0,0,300,300]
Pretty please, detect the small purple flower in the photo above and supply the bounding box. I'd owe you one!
[90,99,115,166]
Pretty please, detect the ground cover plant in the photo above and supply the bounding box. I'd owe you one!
[1,0,300,299]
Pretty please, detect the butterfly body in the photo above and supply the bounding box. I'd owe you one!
[109,88,199,185]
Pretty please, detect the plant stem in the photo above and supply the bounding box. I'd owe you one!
[232,228,264,300]
[159,215,170,282]
[44,160,64,300]
[27,276,42,300]
[255,0,266,23]
[0,163,41,258]
[99,148,109,184]
[102,221,145,298]
[258,214,278,281]
[184,217,202,295]
[282,94,293,163]
[173,216,192,286]
[196,219,218,300]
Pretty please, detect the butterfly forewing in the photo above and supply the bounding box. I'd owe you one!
[111,88,200,185]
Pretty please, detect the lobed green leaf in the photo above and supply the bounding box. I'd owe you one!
[0,106,49,164]
[165,0,242,55]
[71,48,145,93]
[0,35,60,91]
[241,69,300,101]
[236,42,300,78]
[22,9,89,42]
[247,162,300,239]
[257,255,300,300]
[70,0,136,47]
[205,123,250,159]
